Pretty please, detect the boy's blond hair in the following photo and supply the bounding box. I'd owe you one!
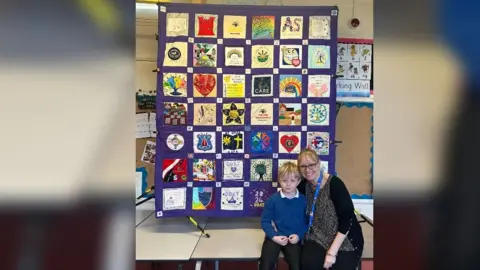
[278,161,301,182]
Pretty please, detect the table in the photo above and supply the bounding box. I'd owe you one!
[136,215,208,261]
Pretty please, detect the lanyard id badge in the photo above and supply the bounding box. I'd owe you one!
[307,170,324,233]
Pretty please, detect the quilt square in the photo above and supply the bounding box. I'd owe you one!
[251,45,274,68]
[307,104,329,126]
[252,75,273,97]
[163,188,187,211]
[222,159,244,180]
[192,187,215,210]
[308,45,330,69]
[222,102,245,125]
[250,159,273,181]
[251,103,274,125]
[162,159,188,183]
[306,132,330,155]
[308,75,331,97]
[221,187,244,210]
[193,132,216,153]
[225,47,245,66]
[250,131,274,154]
[163,73,187,97]
[223,75,245,98]
[279,103,302,126]
[195,14,218,38]
[279,75,302,97]
[193,73,217,97]
[193,103,217,125]
[224,15,247,39]
[280,16,303,39]
[166,13,189,36]
[163,102,188,126]
[252,16,275,39]
[222,131,245,153]
[194,43,218,68]
[278,132,301,154]
[164,42,188,67]
[279,45,303,69]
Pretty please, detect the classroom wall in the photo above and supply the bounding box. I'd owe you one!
[136,0,374,215]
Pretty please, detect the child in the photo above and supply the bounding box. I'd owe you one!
[259,162,308,270]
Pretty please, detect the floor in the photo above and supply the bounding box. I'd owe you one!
[136,260,374,270]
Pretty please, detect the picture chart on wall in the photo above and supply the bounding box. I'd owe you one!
[154,3,338,218]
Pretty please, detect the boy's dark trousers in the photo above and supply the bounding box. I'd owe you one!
[259,237,301,270]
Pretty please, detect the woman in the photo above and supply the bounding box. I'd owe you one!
[297,148,364,270]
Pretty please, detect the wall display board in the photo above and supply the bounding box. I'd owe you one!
[154,3,339,218]
[335,39,373,98]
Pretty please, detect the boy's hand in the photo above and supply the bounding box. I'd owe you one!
[288,234,299,244]
[272,236,288,246]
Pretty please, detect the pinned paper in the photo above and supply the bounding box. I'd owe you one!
[136,113,150,139]
[141,141,156,164]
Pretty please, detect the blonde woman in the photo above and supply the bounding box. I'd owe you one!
[297,148,364,270]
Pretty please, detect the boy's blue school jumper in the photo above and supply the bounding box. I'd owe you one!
[261,190,309,241]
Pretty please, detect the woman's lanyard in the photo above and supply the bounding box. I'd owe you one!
[307,171,324,231]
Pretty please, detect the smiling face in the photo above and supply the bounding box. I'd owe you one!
[297,149,321,182]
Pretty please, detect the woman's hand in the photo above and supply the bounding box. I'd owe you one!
[272,236,288,246]
[288,234,299,244]
[323,253,336,268]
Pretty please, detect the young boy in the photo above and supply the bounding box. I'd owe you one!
[259,162,308,270]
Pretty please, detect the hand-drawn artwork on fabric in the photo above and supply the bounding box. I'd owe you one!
[222,160,244,181]
[252,16,275,39]
[163,73,187,97]
[193,43,217,68]
[280,45,302,69]
[251,45,274,68]
[223,15,247,39]
[307,104,329,126]
[249,187,270,209]
[308,45,330,69]
[163,188,187,211]
[279,75,302,97]
[166,13,189,36]
[222,131,244,153]
[195,14,218,38]
[347,61,360,79]
[193,132,216,153]
[336,61,347,77]
[221,187,244,210]
[348,44,359,61]
[252,75,273,97]
[222,102,245,125]
[162,159,188,183]
[193,73,217,97]
[309,16,330,39]
[225,47,245,66]
[360,44,372,62]
[279,103,302,126]
[337,43,348,62]
[136,89,156,110]
[194,104,217,125]
[278,159,297,167]
[359,62,371,80]
[164,42,188,67]
[280,16,303,39]
[308,75,330,97]
[193,159,216,181]
[250,159,273,181]
[163,102,188,126]
[141,140,156,164]
[251,103,273,125]
[250,131,274,154]
[278,132,301,154]
[306,132,329,155]
[192,187,215,210]
[320,161,329,172]
[166,133,185,151]
[223,75,245,97]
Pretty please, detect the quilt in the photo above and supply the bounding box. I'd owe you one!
[155,3,338,218]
